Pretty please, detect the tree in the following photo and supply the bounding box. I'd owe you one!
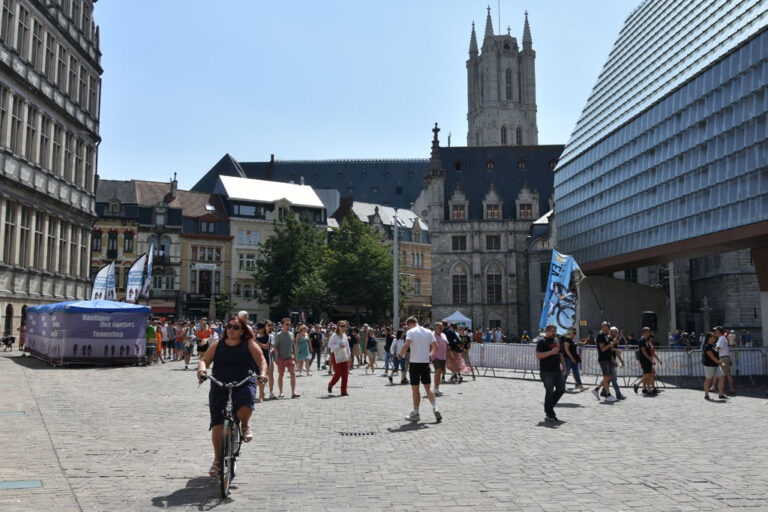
[214,294,238,320]
[252,210,328,316]
[325,215,409,321]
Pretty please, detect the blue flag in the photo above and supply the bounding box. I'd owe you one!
[539,250,584,335]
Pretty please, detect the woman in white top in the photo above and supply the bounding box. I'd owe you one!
[327,320,351,396]
[388,330,408,385]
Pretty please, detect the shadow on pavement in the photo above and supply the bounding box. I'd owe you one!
[151,476,225,510]
[535,420,565,429]
[554,402,583,408]
[387,422,429,433]
[5,353,138,371]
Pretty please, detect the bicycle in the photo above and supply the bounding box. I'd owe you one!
[551,295,577,330]
[199,370,265,498]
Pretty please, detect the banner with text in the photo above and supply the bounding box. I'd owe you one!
[142,242,154,299]
[125,254,147,303]
[539,250,584,335]
[91,262,112,300]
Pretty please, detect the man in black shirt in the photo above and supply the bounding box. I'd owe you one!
[592,322,617,402]
[309,325,324,372]
[536,323,566,423]
[633,327,656,395]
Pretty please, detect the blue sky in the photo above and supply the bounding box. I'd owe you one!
[94,1,638,190]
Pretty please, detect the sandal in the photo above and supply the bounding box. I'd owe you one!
[209,461,220,478]
[242,425,253,443]
[291,393,301,399]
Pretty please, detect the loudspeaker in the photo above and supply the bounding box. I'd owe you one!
[641,311,657,332]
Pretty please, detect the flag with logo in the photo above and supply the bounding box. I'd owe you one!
[91,263,111,300]
[141,242,154,299]
[539,250,584,335]
[105,261,117,301]
[125,254,147,303]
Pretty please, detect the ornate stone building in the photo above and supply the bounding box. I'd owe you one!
[0,0,101,335]
[467,8,537,147]
[413,125,562,335]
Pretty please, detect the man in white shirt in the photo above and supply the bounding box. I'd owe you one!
[714,326,736,395]
[399,316,441,423]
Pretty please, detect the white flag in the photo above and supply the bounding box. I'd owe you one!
[125,254,147,304]
[105,261,117,301]
[142,242,154,299]
[91,263,111,300]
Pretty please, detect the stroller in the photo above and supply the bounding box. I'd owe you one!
[1,332,14,351]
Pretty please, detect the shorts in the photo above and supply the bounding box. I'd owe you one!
[209,382,256,429]
[175,341,184,350]
[432,359,446,372]
[720,355,733,377]
[276,358,296,372]
[366,349,377,358]
[183,343,193,354]
[409,362,431,386]
[599,359,613,376]
[704,365,723,379]
[145,346,156,356]
[640,358,653,375]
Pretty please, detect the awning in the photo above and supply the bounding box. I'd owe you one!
[151,307,176,313]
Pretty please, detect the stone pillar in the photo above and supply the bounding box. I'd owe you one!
[751,248,768,345]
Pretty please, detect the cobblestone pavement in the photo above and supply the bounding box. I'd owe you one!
[0,350,767,511]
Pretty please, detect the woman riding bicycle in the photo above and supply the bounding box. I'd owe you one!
[197,314,268,478]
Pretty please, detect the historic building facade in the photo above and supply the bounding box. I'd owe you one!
[414,125,561,335]
[467,7,537,147]
[0,0,101,335]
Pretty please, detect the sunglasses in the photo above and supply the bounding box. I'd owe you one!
[227,324,241,331]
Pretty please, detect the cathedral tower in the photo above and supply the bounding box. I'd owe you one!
[467,8,538,147]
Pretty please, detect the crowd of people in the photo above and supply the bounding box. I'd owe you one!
[141,313,479,477]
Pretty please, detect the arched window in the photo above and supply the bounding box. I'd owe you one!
[501,127,507,145]
[414,277,422,295]
[91,230,102,251]
[4,304,13,333]
[164,269,175,290]
[516,127,523,146]
[486,268,502,303]
[505,69,512,100]
[152,269,162,290]
[452,267,468,304]
[107,231,118,258]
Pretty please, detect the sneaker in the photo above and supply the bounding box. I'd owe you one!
[401,379,409,385]
[600,389,608,397]
[434,410,442,423]
[269,392,277,400]
[718,394,729,399]
[633,384,639,394]
[407,411,420,422]
[388,375,393,384]
[545,415,558,423]
[591,388,601,401]
[435,390,444,397]
[642,389,649,394]
[605,395,617,402]
[618,395,627,400]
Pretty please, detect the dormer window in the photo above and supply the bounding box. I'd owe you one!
[486,204,500,219]
[519,203,533,219]
[518,158,526,170]
[487,158,495,170]
[155,208,166,227]
[452,204,466,220]
[454,157,462,170]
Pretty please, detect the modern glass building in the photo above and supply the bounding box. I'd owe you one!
[554,0,768,271]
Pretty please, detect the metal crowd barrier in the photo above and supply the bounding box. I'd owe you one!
[468,343,768,384]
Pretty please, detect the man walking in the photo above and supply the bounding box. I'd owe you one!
[634,327,656,395]
[274,318,300,399]
[715,326,736,395]
[399,317,441,423]
[309,324,324,372]
[592,322,618,402]
[535,323,566,423]
[431,322,449,396]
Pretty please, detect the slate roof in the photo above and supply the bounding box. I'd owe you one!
[191,144,564,220]
[95,180,137,204]
[175,190,228,220]
[345,201,428,231]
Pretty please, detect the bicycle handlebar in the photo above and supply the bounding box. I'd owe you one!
[200,370,266,388]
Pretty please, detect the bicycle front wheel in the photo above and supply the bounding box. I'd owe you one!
[219,419,234,498]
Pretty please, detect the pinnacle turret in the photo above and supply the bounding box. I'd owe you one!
[523,10,532,50]
[469,21,478,55]
[429,123,443,172]
[484,6,494,39]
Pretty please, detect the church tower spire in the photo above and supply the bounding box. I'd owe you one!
[469,21,478,56]
[523,10,533,50]
[484,6,494,40]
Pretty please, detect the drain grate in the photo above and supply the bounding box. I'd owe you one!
[339,431,375,437]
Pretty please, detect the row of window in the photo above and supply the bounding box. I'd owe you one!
[191,245,222,262]
[238,253,256,272]
[92,230,134,254]
[1,199,88,277]
[401,250,425,268]
[0,84,95,192]
[1,0,100,118]
[236,229,259,245]
[451,271,503,304]
[451,234,503,252]
[450,203,533,221]
[499,126,524,146]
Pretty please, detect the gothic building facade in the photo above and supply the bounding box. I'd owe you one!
[467,8,538,147]
[0,0,101,336]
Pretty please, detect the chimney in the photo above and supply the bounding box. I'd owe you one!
[170,172,178,199]
[267,154,275,180]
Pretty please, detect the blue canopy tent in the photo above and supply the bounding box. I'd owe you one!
[26,300,150,365]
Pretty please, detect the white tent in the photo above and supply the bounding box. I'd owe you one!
[442,310,472,328]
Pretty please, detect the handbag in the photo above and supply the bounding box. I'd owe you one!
[333,346,349,363]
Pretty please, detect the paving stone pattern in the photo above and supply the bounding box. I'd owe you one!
[0,351,767,511]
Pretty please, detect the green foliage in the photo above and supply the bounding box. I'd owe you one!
[325,215,402,320]
[214,294,238,320]
[252,210,328,315]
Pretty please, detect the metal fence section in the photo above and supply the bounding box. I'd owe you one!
[469,343,768,381]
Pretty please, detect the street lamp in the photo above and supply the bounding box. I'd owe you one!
[393,208,399,331]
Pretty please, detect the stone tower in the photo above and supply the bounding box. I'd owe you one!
[466,8,538,147]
